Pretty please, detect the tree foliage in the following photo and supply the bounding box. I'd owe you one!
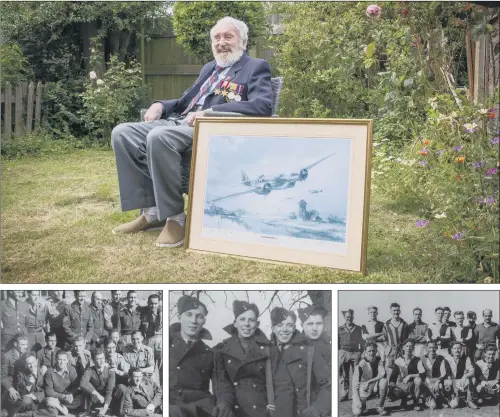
[172,2,268,62]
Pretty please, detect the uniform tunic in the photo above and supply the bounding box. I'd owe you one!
[141,308,162,377]
[274,332,331,417]
[80,366,116,406]
[338,323,363,399]
[62,301,94,347]
[36,346,61,370]
[169,323,232,415]
[1,348,26,390]
[117,377,162,417]
[68,349,93,382]
[5,368,45,415]
[0,298,29,351]
[308,333,332,368]
[117,305,142,340]
[25,298,48,352]
[213,326,276,417]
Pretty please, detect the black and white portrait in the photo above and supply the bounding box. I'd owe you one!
[0,289,163,417]
[169,290,332,417]
[337,290,500,417]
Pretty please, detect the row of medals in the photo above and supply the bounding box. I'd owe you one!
[215,88,242,102]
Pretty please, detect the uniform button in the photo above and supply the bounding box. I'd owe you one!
[235,405,239,409]
[234,382,238,386]
[253,405,256,409]
[228,360,231,363]
[300,346,304,350]
[299,364,302,368]
[177,366,181,370]
[171,345,175,348]
[253,384,256,388]
[260,346,264,349]
[296,388,299,392]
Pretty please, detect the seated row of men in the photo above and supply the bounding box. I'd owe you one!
[351,340,499,416]
[1,290,162,354]
[1,331,161,417]
[170,295,332,417]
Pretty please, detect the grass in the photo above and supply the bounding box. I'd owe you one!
[1,149,490,283]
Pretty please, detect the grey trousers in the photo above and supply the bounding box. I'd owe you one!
[111,119,194,221]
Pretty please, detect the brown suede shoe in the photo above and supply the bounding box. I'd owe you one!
[112,214,166,234]
[155,220,185,247]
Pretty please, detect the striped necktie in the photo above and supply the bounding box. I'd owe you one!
[182,66,224,115]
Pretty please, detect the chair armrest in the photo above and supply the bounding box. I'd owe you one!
[203,110,245,117]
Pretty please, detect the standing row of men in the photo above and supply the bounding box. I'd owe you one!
[169,295,333,417]
[338,304,499,415]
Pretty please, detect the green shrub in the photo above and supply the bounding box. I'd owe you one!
[0,43,33,88]
[172,2,268,63]
[1,131,82,159]
[80,53,150,144]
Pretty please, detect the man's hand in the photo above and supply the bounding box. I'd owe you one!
[98,404,109,416]
[186,110,205,127]
[92,391,105,404]
[143,103,163,122]
[402,375,412,384]
[8,387,20,401]
[25,393,38,402]
[212,402,234,417]
[40,365,48,376]
[301,405,322,417]
[62,394,73,404]
[146,403,156,414]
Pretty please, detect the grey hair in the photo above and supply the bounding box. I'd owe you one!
[210,16,248,50]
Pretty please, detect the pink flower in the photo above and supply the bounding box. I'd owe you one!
[366,5,381,17]
[485,167,498,177]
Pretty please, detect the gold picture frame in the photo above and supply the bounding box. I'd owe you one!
[185,118,373,274]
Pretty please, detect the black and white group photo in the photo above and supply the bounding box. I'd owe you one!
[169,290,332,417]
[337,290,500,417]
[0,289,163,417]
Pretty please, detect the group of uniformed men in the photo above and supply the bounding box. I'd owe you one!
[1,290,163,417]
[169,295,332,417]
[339,303,500,416]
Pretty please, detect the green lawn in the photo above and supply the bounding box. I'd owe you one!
[0,149,486,283]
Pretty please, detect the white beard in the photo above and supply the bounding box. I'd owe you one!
[213,48,244,68]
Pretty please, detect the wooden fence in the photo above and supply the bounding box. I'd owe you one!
[1,81,43,140]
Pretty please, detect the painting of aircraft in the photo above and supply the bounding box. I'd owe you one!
[207,153,335,204]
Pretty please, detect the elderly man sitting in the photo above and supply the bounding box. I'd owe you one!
[111,16,272,247]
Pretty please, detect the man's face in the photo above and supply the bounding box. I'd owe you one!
[148,297,159,313]
[304,314,325,340]
[443,310,451,321]
[483,310,493,324]
[56,353,68,371]
[106,342,116,355]
[368,308,378,321]
[391,306,401,319]
[110,332,120,344]
[344,312,353,325]
[234,309,258,339]
[17,339,28,354]
[413,310,422,322]
[29,291,40,304]
[94,353,106,369]
[273,315,295,344]
[455,314,464,326]
[74,339,85,354]
[91,293,102,308]
[484,350,495,363]
[468,316,476,326]
[76,291,86,305]
[131,371,142,387]
[365,345,376,362]
[46,335,57,350]
[402,342,414,356]
[127,292,138,307]
[26,356,38,375]
[211,22,245,64]
[428,343,437,357]
[386,355,395,367]
[131,333,143,349]
[451,344,462,357]
[112,291,122,302]
[435,309,443,321]
[52,290,63,301]
[11,291,24,300]
[179,306,206,339]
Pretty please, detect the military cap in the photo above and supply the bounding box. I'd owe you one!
[341,309,354,316]
[270,307,297,326]
[233,300,259,319]
[467,311,476,319]
[177,295,207,316]
[298,305,328,323]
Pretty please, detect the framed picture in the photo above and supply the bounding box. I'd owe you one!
[185,118,373,273]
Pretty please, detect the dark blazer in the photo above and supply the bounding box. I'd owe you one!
[158,54,272,118]
[14,368,45,402]
[62,301,94,345]
[274,332,331,417]
[213,326,278,417]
